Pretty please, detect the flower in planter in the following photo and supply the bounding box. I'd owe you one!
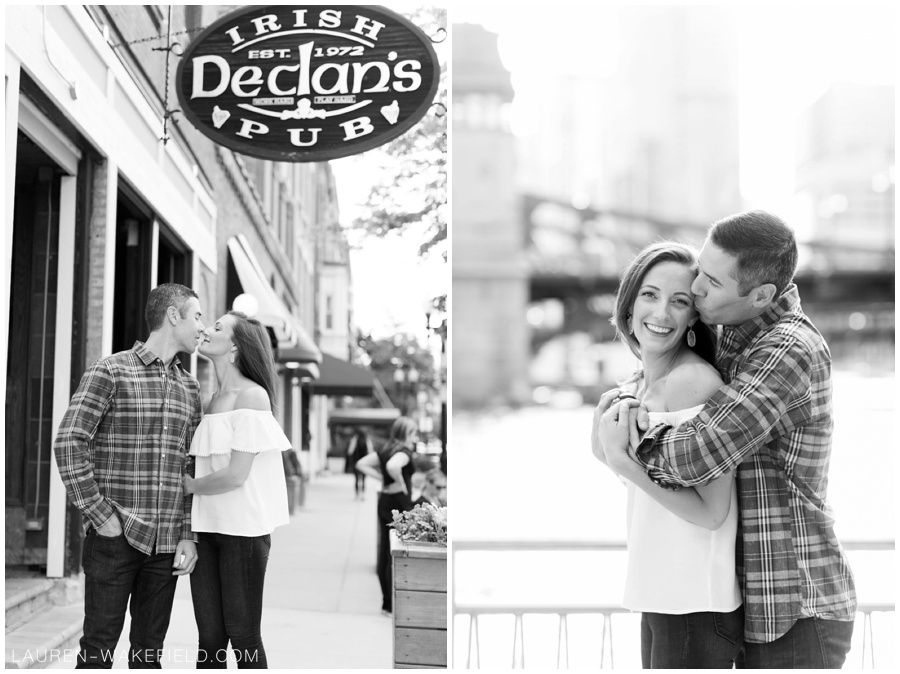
[389,503,448,545]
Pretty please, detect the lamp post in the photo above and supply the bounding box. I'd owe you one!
[424,298,448,476]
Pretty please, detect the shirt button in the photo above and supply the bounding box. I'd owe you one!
[164,426,168,430]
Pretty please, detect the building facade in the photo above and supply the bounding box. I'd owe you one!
[4,5,352,579]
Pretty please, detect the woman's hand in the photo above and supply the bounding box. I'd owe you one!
[591,389,623,464]
[600,399,642,474]
[183,475,194,496]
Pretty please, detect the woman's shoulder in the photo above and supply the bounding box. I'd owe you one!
[664,358,723,410]
[234,384,271,412]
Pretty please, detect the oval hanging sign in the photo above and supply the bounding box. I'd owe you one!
[176,5,440,162]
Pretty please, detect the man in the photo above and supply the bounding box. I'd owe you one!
[594,211,856,668]
[55,283,206,668]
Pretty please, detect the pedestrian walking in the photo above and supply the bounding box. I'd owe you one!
[54,283,205,667]
[183,310,290,669]
[348,428,374,499]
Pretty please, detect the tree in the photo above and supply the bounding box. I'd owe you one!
[356,331,437,415]
[350,7,447,259]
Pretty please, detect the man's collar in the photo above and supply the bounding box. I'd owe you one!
[132,341,182,370]
[722,284,800,344]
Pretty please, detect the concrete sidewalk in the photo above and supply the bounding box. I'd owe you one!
[48,471,391,669]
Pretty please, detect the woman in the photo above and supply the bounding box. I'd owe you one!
[183,311,290,668]
[596,242,743,669]
[355,416,418,615]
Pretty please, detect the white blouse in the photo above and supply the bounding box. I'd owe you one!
[189,409,290,537]
[622,404,742,614]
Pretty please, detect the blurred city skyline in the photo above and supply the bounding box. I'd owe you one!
[453,3,895,239]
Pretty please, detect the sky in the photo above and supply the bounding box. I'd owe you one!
[453,1,896,235]
[330,3,448,341]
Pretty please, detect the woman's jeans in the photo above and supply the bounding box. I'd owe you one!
[190,532,271,669]
[736,616,854,669]
[641,606,744,668]
[78,528,179,668]
[376,492,413,612]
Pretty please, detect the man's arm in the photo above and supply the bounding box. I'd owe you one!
[636,334,814,488]
[53,360,117,529]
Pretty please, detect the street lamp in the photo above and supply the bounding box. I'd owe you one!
[423,297,448,475]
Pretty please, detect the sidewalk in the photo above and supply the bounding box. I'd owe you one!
[49,472,392,669]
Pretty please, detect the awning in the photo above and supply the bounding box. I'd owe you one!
[276,319,322,365]
[283,362,320,380]
[309,353,377,397]
[227,235,321,364]
[328,408,401,427]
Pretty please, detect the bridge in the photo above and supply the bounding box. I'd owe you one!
[524,194,894,333]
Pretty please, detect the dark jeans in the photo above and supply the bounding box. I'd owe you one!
[77,528,179,668]
[190,532,271,669]
[376,491,412,612]
[737,616,854,669]
[641,606,744,669]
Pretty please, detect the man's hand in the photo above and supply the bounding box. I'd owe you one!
[172,540,198,576]
[600,399,642,474]
[183,475,195,496]
[591,390,623,464]
[96,514,123,538]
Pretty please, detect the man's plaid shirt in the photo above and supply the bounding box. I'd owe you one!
[636,285,856,643]
[54,342,201,555]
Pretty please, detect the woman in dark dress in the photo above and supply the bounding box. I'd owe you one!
[355,416,418,614]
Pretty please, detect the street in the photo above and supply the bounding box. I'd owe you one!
[48,472,392,669]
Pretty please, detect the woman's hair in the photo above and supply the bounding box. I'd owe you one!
[388,416,418,445]
[611,241,716,367]
[228,310,278,410]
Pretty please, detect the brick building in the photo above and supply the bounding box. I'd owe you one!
[4,5,356,581]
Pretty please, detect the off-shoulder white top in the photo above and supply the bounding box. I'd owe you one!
[189,409,290,536]
[622,404,741,614]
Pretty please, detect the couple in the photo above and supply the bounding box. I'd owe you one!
[591,211,857,668]
[54,283,289,668]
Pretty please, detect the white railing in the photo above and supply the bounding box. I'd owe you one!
[452,539,895,669]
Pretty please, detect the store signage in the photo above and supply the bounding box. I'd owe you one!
[176,5,440,162]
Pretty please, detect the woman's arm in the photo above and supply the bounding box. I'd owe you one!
[185,451,256,495]
[385,452,411,492]
[614,458,733,530]
[354,451,383,481]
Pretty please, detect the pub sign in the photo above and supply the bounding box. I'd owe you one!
[176,5,440,162]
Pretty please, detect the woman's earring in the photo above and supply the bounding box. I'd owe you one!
[687,327,696,348]
[229,349,236,364]
[628,320,634,335]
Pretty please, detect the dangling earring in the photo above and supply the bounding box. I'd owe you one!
[627,317,634,334]
[229,349,236,364]
[687,327,696,348]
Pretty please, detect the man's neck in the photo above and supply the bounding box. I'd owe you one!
[142,332,179,369]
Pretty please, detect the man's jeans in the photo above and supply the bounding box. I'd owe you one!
[77,528,179,668]
[189,532,270,669]
[641,606,744,668]
[737,616,854,669]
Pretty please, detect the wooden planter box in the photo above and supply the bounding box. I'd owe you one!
[390,531,447,669]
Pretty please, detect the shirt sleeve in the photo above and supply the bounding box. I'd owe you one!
[635,331,814,488]
[231,411,292,454]
[53,359,117,529]
[181,381,202,543]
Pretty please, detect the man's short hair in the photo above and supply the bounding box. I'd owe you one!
[145,283,199,332]
[709,210,798,297]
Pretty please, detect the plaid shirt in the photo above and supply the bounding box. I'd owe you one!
[54,342,201,555]
[636,285,856,643]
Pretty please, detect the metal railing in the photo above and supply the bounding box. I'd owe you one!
[452,539,895,669]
